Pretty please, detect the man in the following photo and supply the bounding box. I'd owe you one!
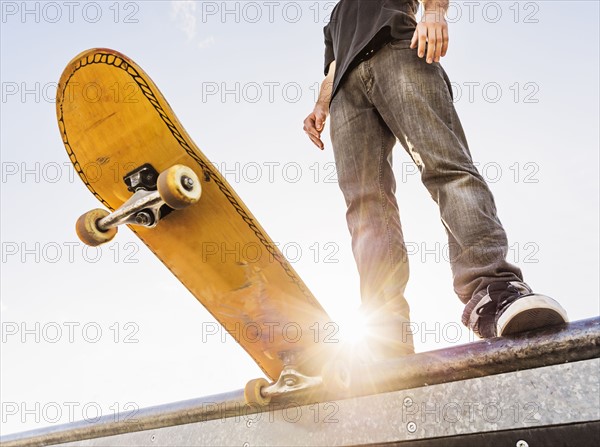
[303,0,568,356]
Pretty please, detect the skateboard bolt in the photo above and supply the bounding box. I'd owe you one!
[406,422,417,433]
[516,442,529,447]
[135,211,152,226]
[181,175,194,191]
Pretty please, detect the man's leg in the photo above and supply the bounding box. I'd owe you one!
[368,40,566,337]
[329,64,413,356]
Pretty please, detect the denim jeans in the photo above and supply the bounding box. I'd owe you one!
[329,40,525,338]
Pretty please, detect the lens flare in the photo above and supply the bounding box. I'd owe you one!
[335,309,369,345]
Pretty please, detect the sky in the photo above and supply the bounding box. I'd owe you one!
[1,0,599,438]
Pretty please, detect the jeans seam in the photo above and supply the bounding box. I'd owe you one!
[364,60,374,97]
[377,122,394,275]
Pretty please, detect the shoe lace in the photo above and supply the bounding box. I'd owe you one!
[476,284,522,317]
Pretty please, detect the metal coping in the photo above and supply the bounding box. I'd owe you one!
[2,317,598,447]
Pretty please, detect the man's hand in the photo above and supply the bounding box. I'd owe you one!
[303,102,329,150]
[411,1,449,64]
[304,61,336,150]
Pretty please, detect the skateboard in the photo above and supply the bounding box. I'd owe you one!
[56,48,347,405]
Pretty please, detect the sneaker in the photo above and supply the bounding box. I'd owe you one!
[474,281,568,338]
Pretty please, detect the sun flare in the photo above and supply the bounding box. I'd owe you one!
[335,309,370,345]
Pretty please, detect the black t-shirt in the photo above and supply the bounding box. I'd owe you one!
[324,0,419,98]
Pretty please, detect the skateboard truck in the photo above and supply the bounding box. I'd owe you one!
[75,164,202,246]
[245,351,321,406]
[244,350,350,406]
[124,163,160,193]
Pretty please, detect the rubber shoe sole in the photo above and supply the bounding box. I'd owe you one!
[497,294,568,336]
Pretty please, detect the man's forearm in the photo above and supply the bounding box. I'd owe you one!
[421,0,449,14]
[317,78,334,105]
[317,61,336,106]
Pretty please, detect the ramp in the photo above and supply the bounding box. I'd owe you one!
[2,317,599,447]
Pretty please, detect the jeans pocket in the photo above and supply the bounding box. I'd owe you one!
[329,94,340,113]
[435,64,455,102]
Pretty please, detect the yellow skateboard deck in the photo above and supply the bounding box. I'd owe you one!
[56,48,331,382]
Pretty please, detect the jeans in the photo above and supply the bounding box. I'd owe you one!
[329,40,525,338]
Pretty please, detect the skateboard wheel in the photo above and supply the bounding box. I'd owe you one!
[157,165,201,209]
[244,378,271,406]
[76,209,117,246]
